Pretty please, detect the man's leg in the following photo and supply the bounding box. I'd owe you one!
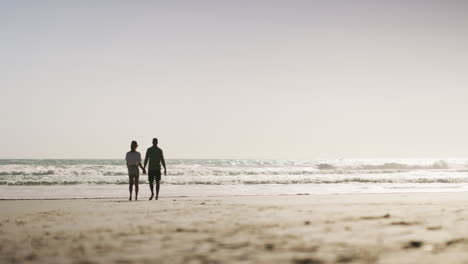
[155,170,161,200]
[155,180,160,200]
[135,175,139,201]
[129,176,134,201]
[148,171,154,200]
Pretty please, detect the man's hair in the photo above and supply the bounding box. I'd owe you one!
[153,138,158,142]
[131,140,137,145]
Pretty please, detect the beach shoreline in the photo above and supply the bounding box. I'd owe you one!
[2,192,468,263]
[2,182,467,200]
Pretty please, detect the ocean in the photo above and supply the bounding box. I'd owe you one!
[1,159,468,199]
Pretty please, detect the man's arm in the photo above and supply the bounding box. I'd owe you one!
[161,150,166,175]
[144,149,149,169]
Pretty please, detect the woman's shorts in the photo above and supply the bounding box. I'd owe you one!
[127,165,139,177]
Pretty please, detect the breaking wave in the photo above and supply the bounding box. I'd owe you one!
[0,159,467,186]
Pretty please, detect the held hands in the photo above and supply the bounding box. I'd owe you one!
[142,168,147,175]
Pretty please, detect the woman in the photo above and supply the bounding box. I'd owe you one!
[125,141,146,201]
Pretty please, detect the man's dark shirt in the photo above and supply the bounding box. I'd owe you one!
[145,146,164,170]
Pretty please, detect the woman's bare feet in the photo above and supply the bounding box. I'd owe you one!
[149,194,154,200]
[129,196,132,201]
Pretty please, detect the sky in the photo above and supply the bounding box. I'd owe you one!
[1,0,468,159]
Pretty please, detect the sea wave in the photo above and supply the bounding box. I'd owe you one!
[0,160,462,177]
[316,160,450,170]
[0,159,467,186]
[1,177,468,185]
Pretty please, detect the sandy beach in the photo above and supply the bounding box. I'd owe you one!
[2,193,468,264]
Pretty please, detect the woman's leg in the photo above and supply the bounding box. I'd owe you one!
[129,175,134,200]
[134,175,139,200]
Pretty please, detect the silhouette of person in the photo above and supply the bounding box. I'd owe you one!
[125,140,146,201]
[144,138,166,200]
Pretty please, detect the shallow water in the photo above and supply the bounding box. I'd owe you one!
[1,159,468,199]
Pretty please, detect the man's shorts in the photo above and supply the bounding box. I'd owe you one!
[127,165,139,177]
[148,169,161,182]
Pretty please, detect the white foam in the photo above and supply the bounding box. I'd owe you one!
[0,159,467,184]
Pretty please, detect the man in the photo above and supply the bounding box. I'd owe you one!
[144,138,167,200]
[125,140,146,201]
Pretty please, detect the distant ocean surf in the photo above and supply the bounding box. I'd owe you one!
[1,159,468,199]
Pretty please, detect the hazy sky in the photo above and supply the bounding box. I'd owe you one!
[2,0,468,159]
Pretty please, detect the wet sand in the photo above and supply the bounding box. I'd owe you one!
[2,193,468,264]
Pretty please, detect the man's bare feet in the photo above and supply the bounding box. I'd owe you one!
[155,196,158,200]
[149,194,154,200]
[135,197,138,201]
[129,196,132,201]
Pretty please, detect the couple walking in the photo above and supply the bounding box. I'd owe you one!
[125,138,166,201]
